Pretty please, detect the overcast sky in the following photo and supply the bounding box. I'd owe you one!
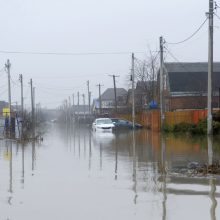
[0,0,219,109]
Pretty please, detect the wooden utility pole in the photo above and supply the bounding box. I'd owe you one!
[77,92,80,116]
[97,84,103,115]
[19,74,24,138]
[131,53,135,129]
[160,36,164,130]
[5,59,12,131]
[207,0,214,135]
[33,87,36,125]
[82,94,86,119]
[65,99,68,122]
[72,93,75,116]
[30,79,35,133]
[109,74,119,113]
[87,81,91,114]
[19,74,24,118]
[69,96,71,122]
[89,91,92,114]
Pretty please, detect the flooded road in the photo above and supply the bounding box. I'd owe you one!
[0,124,220,220]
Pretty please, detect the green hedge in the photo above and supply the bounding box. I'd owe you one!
[163,118,220,135]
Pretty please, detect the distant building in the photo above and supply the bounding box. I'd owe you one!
[0,101,8,116]
[73,105,90,115]
[160,62,220,111]
[127,81,157,111]
[93,88,127,114]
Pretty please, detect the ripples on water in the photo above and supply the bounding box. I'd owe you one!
[0,123,220,220]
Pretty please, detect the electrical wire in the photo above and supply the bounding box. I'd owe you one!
[214,12,220,20]
[0,50,145,56]
[10,77,20,87]
[164,46,192,73]
[165,18,208,45]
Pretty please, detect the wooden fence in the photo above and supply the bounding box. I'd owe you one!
[165,110,207,126]
[116,109,208,132]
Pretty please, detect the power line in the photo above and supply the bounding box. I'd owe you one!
[165,18,208,45]
[0,50,145,56]
[214,12,220,20]
[164,46,192,73]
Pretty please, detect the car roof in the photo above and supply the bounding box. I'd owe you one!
[96,118,111,120]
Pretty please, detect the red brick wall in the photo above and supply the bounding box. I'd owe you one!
[168,96,220,111]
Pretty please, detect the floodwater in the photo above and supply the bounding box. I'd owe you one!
[0,124,220,220]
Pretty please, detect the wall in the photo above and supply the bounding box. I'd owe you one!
[169,96,220,111]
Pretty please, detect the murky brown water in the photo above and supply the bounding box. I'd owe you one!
[0,123,220,220]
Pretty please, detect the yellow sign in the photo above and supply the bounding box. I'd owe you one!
[3,108,10,117]
[4,151,11,161]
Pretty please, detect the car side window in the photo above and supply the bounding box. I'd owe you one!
[119,120,126,124]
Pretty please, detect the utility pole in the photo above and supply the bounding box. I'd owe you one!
[89,91,92,114]
[77,92,80,116]
[19,74,24,138]
[5,59,12,132]
[69,96,71,122]
[30,79,35,134]
[72,93,75,116]
[33,87,36,125]
[87,81,91,114]
[131,53,135,129]
[19,74,24,118]
[97,84,103,115]
[65,99,68,122]
[207,0,214,135]
[109,74,119,113]
[82,94,86,119]
[160,36,164,130]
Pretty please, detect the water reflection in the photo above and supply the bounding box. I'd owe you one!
[161,135,167,220]
[0,125,220,220]
[32,141,36,172]
[132,130,137,204]
[208,136,217,220]
[114,137,118,180]
[21,142,25,185]
[8,141,13,205]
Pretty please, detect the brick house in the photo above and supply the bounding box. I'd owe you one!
[162,62,220,111]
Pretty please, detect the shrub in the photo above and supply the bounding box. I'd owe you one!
[162,124,173,132]
[213,121,220,135]
[213,111,220,122]
[173,122,193,133]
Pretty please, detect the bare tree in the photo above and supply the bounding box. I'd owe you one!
[133,51,159,105]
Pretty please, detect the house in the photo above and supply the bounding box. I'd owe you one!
[73,105,90,115]
[101,88,127,107]
[162,62,220,111]
[93,88,127,114]
[127,81,157,111]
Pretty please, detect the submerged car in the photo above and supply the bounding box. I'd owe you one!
[111,118,143,129]
[92,118,115,132]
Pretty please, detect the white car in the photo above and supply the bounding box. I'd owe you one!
[92,118,115,132]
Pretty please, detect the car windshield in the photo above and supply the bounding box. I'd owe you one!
[96,119,112,125]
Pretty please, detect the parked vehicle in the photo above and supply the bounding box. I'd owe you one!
[111,118,143,129]
[92,118,115,132]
